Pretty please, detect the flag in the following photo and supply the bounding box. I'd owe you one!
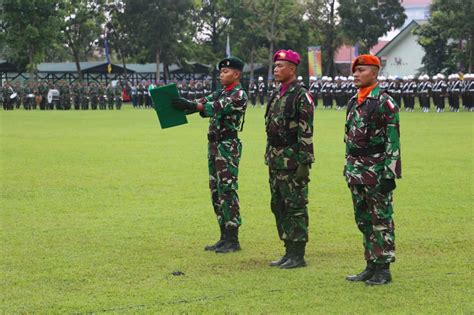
[104,38,112,74]
[354,43,359,58]
[226,34,231,57]
[307,46,322,77]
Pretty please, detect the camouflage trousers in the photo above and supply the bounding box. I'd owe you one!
[269,168,309,242]
[349,184,396,264]
[208,139,242,228]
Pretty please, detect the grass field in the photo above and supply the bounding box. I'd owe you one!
[1,103,473,313]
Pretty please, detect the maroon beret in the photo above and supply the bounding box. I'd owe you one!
[273,49,301,65]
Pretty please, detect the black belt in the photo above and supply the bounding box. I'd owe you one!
[348,144,385,156]
[267,134,298,147]
[208,131,238,142]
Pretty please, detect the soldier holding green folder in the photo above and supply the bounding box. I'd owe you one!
[172,57,248,254]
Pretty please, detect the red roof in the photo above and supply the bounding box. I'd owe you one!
[334,41,389,63]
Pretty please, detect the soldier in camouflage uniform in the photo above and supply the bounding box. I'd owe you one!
[172,57,248,254]
[344,55,401,285]
[266,49,314,269]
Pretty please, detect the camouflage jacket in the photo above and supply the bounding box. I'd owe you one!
[198,82,248,142]
[265,81,315,170]
[344,84,401,185]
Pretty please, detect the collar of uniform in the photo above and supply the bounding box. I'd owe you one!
[279,80,297,96]
[224,81,240,91]
[356,83,379,105]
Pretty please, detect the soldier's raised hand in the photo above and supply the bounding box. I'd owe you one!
[171,97,197,111]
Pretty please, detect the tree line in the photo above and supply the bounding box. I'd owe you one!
[1,0,470,82]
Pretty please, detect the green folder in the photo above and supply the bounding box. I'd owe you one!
[150,83,188,129]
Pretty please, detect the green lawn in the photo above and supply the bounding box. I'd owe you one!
[1,104,473,313]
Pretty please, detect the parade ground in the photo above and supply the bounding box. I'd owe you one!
[1,105,472,313]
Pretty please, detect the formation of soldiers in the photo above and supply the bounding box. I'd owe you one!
[244,73,474,112]
[0,80,124,111]
[2,73,473,113]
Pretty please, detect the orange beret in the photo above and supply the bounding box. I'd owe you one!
[352,54,381,73]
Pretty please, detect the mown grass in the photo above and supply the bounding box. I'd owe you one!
[1,103,473,313]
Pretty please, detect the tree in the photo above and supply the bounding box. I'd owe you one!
[59,0,105,80]
[245,0,306,80]
[306,0,343,76]
[414,0,473,74]
[119,0,193,82]
[338,0,406,54]
[1,0,61,77]
[191,0,236,88]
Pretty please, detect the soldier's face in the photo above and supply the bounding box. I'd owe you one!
[220,68,240,86]
[273,61,295,83]
[353,65,378,88]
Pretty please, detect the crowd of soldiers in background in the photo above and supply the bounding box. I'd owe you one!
[2,73,473,112]
[1,80,125,111]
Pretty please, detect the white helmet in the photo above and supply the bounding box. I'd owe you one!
[322,76,328,81]
[328,77,333,82]
[341,76,347,81]
[408,75,414,80]
[297,76,303,81]
[432,74,438,80]
[258,76,263,81]
[402,76,408,81]
[348,76,354,81]
[438,73,445,80]
[309,76,316,81]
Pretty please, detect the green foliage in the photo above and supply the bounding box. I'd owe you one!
[338,0,406,53]
[1,0,61,73]
[306,0,343,76]
[118,0,194,79]
[415,0,474,73]
[0,106,473,313]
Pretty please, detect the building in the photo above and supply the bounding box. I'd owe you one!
[376,20,426,77]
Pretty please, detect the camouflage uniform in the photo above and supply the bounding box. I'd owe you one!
[344,84,401,264]
[265,81,315,244]
[197,83,248,229]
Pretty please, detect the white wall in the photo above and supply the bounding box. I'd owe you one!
[379,30,424,77]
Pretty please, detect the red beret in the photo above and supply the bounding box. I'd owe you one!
[352,54,381,73]
[273,49,301,65]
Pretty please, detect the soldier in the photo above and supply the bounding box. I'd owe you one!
[403,75,416,112]
[180,79,189,100]
[98,82,106,110]
[90,82,99,110]
[24,81,35,110]
[388,76,402,107]
[448,74,461,112]
[72,82,81,110]
[346,76,357,102]
[248,80,257,107]
[81,82,89,110]
[335,76,346,110]
[418,74,432,112]
[461,74,472,111]
[3,81,14,110]
[464,74,474,111]
[321,76,334,109]
[195,80,204,100]
[106,82,114,110]
[308,76,320,109]
[267,79,276,101]
[188,80,196,101]
[379,76,388,92]
[171,57,248,254]
[344,55,401,285]
[131,81,138,108]
[265,49,314,269]
[114,81,122,110]
[432,74,448,113]
[258,76,266,107]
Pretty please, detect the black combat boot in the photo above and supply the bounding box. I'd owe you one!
[269,241,291,267]
[279,241,307,269]
[366,263,392,285]
[346,261,376,282]
[215,227,241,253]
[204,225,227,251]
